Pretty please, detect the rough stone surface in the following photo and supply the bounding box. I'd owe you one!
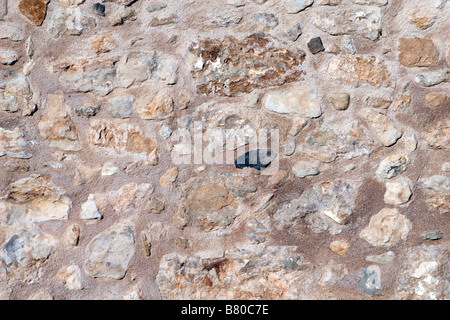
[360,208,412,247]
[1,0,449,301]
[264,87,321,118]
[328,56,392,88]
[18,0,48,26]
[399,38,439,67]
[84,223,135,279]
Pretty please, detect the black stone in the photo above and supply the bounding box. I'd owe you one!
[93,3,106,17]
[235,149,277,170]
[307,37,325,54]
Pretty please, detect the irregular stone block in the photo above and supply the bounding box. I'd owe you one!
[190,35,306,96]
[84,224,135,279]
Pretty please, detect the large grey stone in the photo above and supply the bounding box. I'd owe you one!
[84,224,135,279]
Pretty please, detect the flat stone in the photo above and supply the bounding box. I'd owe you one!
[425,125,449,150]
[75,105,100,118]
[156,245,314,299]
[175,174,239,231]
[398,245,447,300]
[139,91,173,120]
[292,161,320,178]
[415,70,449,87]
[285,0,314,14]
[253,13,278,32]
[330,93,350,111]
[384,179,412,205]
[18,0,48,26]
[398,38,439,67]
[91,34,116,54]
[84,223,135,279]
[425,93,447,108]
[227,0,245,6]
[265,87,322,118]
[285,23,302,41]
[283,138,296,156]
[146,198,165,214]
[376,154,409,179]
[313,8,382,41]
[109,95,134,119]
[55,58,116,96]
[48,6,96,37]
[160,167,178,186]
[328,56,392,88]
[364,111,402,147]
[359,265,382,297]
[307,37,325,54]
[319,260,348,286]
[147,3,167,12]
[6,174,72,222]
[110,6,136,26]
[149,14,178,27]
[330,241,350,255]
[101,162,119,176]
[190,35,305,96]
[90,120,158,157]
[0,127,32,159]
[360,208,412,247]
[421,231,443,241]
[421,175,450,214]
[212,12,243,28]
[0,22,25,41]
[57,265,83,290]
[0,49,19,65]
[365,251,395,264]
[2,226,56,268]
[38,93,82,151]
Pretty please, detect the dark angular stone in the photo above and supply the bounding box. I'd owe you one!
[93,3,106,17]
[307,37,325,54]
[235,149,277,170]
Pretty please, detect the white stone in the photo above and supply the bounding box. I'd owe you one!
[80,194,102,220]
[285,0,314,13]
[360,208,412,247]
[384,179,412,205]
[0,49,19,65]
[265,87,322,118]
[57,265,83,290]
[292,161,320,178]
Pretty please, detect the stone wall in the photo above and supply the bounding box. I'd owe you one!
[0,0,449,300]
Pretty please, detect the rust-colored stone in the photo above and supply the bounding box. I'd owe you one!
[18,0,48,26]
[398,38,439,67]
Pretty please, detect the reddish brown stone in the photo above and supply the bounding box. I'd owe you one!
[18,0,48,26]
